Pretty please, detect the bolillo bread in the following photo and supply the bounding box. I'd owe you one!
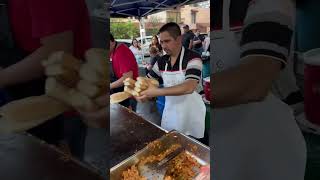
[84,48,108,79]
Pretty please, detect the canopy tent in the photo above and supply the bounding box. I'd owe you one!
[110,0,207,18]
[109,0,208,61]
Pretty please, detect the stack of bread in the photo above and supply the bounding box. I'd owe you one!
[110,77,159,104]
[0,48,108,133]
[43,48,108,111]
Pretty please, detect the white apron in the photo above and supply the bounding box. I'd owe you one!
[161,47,206,139]
[211,0,306,180]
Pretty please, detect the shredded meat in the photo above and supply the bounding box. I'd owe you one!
[122,165,146,180]
[164,152,201,180]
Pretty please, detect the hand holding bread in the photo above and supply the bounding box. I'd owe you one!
[0,48,108,133]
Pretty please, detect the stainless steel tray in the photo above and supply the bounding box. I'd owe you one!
[110,131,210,180]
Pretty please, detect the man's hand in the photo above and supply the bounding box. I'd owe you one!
[135,81,158,102]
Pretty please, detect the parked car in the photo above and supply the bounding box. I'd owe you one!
[115,39,131,48]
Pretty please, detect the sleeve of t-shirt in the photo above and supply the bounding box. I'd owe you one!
[147,61,162,80]
[28,0,78,39]
[185,54,203,81]
[118,46,138,76]
[240,0,295,69]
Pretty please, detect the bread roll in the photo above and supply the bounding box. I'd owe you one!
[68,89,95,111]
[79,63,102,84]
[77,80,100,98]
[84,48,108,78]
[42,51,82,71]
[110,92,131,104]
[45,65,80,88]
[0,95,70,133]
[0,95,69,123]
[134,87,143,93]
[135,81,148,89]
[45,78,73,105]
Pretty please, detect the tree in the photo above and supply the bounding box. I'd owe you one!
[110,18,139,39]
[146,16,161,36]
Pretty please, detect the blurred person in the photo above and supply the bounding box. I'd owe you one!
[181,24,195,49]
[0,0,91,160]
[211,0,306,179]
[192,29,204,55]
[149,35,162,55]
[129,38,143,64]
[145,46,161,75]
[110,34,138,111]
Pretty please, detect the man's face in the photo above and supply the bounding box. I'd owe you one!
[160,31,181,56]
[110,41,115,53]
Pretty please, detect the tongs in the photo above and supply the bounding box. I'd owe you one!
[149,146,184,170]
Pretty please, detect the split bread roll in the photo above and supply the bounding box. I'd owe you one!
[77,79,100,98]
[79,63,103,84]
[135,81,148,89]
[42,51,82,71]
[84,48,108,78]
[45,78,95,111]
[124,86,140,96]
[110,92,132,104]
[0,95,70,134]
[45,65,80,88]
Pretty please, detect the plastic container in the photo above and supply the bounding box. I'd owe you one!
[303,48,320,125]
[156,85,166,117]
[203,77,211,101]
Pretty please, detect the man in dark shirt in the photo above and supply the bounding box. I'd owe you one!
[181,24,194,49]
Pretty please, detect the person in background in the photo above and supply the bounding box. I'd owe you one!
[129,38,143,64]
[110,34,138,111]
[181,24,195,50]
[149,35,162,55]
[202,32,210,79]
[203,32,210,53]
[145,46,161,75]
[0,0,91,160]
[192,29,204,55]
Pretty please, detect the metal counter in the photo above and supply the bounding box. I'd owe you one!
[0,133,104,180]
[110,104,166,167]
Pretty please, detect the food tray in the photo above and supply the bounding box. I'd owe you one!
[110,131,210,179]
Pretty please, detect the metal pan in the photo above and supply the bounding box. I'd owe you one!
[110,131,210,180]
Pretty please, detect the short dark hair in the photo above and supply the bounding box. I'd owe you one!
[159,22,181,39]
[110,34,115,42]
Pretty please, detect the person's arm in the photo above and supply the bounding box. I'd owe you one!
[110,71,133,89]
[188,39,193,49]
[140,79,198,97]
[193,37,202,46]
[213,0,295,108]
[137,57,202,101]
[0,31,73,88]
[212,56,282,108]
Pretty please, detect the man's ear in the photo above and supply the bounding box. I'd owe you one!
[176,35,182,42]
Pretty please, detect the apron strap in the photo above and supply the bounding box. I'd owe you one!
[179,47,185,71]
[165,46,185,72]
